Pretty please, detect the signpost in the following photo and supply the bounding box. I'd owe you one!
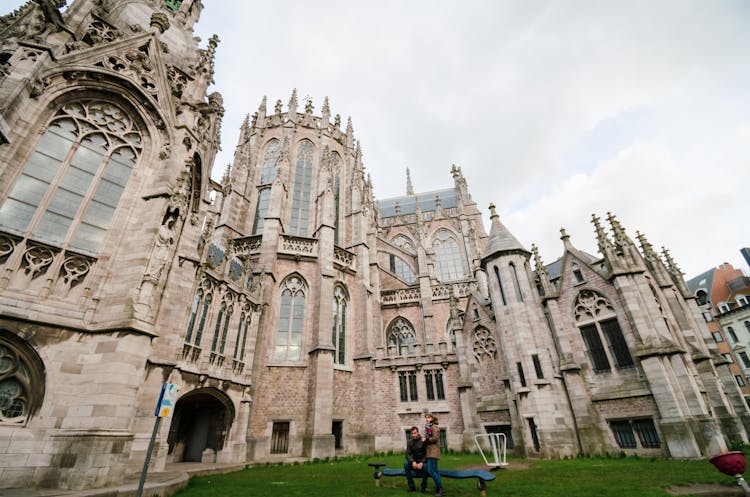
[136,383,180,497]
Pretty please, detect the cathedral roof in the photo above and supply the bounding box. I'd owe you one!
[686,268,715,296]
[378,188,457,218]
[484,204,528,258]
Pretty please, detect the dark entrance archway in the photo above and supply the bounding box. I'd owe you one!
[167,387,235,462]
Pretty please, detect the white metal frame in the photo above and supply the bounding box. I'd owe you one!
[474,433,508,468]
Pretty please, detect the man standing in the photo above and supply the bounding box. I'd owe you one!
[404,426,427,492]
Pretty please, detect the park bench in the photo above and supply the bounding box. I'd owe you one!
[368,462,497,497]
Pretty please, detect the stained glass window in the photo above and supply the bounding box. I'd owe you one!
[0,334,44,426]
[332,286,347,365]
[260,139,280,184]
[274,276,306,362]
[252,188,271,235]
[575,290,632,373]
[0,100,142,254]
[388,318,415,356]
[433,229,464,282]
[290,140,313,236]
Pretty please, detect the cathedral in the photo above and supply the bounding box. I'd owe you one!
[1,0,748,491]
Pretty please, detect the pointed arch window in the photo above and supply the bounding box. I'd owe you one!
[389,254,416,284]
[185,283,213,347]
[509,262,524,302]
[392,234,416,254]
[494,265,507,306]
[275,276,306,362]
[259,139,280,184]
[433,229,464,282]
[388,318,416,356]
[252,188,271,235]
[332,286,347,365]
[290,140,314,236]
[233,304,252,362]
[574,290,633,373]
[0,100,142,254]
[211,297,233,355]
[0,331,45,426]
[331,153,342,245]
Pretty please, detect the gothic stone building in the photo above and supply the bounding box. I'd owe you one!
[0,0,748,491]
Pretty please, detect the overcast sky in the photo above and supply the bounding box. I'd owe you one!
[190,0,749,279]
[9,0,748,278]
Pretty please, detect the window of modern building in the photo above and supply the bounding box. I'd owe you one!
[433,229,464,282]
[332,286,347,365]
[712,331,724,343]
[739,351,750,369]
[289,140,313,236]
[0,100,143,255]
[728,327,739,343]
[736,375,746,387]
[274,276,306,362]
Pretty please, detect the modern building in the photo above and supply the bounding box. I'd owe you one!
[688,262,750,397]
[1,0,748,491]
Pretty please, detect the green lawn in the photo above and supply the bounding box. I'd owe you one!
[174,453,739,497]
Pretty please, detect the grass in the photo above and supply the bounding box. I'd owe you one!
[173,452,739,497]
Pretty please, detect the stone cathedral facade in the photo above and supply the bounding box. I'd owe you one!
[0,0,748,491]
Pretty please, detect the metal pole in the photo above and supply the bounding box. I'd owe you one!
[135,416,162,497]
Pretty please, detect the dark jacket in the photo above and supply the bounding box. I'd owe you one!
[425,417,441,460]
[406,436,426,463]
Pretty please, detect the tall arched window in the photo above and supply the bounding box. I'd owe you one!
[509,262,524,302]
[259,139,280,184]
[433,229,464,282]
[0,100,142,254]
[252,188,271,235]
[494,265,507,306]
[184,281,213,347]
[0,331,45,426]
[234,304,252,362]
[331,153,341,244]
[574,290,633,373]
[332,286,347,365]
[275,276,306,362]
[290,140,314,236]
[387,318,416,356]
[389,254,416,284]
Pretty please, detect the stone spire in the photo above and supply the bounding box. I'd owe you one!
[346,117,354,147]
[255,95,267,127]
[287,88,298,122]
[532,243,555,297]
[484,203,528,260]
[636,231,673,286]
[591,214,611,255]
[662,246,691,296]
[321,96,331,126]
[560,227,573,250]
[406,167,414,195]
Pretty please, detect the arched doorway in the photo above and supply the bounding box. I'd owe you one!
[167,387,234,463]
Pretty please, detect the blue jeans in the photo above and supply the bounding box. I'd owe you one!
[404,460,427,489]
[425,458,442,488]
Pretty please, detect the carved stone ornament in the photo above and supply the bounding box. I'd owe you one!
[149,12,170,34]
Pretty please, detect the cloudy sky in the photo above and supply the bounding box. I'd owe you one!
[9,0,743,278]
[189,0,749,279]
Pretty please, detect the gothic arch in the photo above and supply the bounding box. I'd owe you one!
[167,386,235,462]
[0,329,46,426]
[430,228,466,282]
[385,317,416,356]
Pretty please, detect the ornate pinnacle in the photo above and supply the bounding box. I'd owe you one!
[635,231,656,259]
[321,96,331,124]
[606,211,628,248]
[531,243,547,277]
[591,214,611,253]
[406,167,414,195]
[288,88,298,112]
[488,202,498,219]
[322,96,330,113]
[334,114,341,128]
[304,95,313,115]
[662,247,682,275]
[274,99,282,114]
[258,95,267,114]
[346,116,354,138]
